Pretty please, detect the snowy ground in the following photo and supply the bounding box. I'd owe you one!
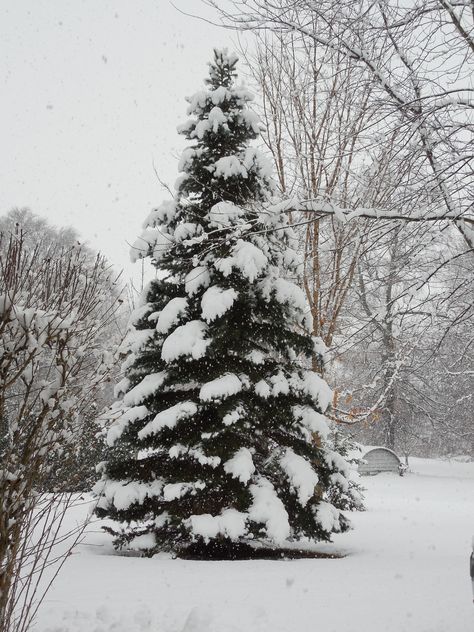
[37,456,474,632]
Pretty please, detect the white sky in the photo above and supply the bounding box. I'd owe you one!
[1,1,236,281]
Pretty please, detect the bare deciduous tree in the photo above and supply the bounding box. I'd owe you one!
[199,1,474,457]
[237,29,385,369]
[205,0,474,248]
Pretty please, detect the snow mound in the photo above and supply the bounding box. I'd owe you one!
[185,266,211,296]
[123,372,167,406]
[207,201,244,227]
[259,277,309,325]
[268,371,290,396]
[174,222,200,242]
[293,405,330,440]
[138,401,198,438]
[214,239,268,282]
[246,350,265,364]
[156,297,188,334]
[290,371,333,412]
[163,481,206,501]
[200,373,242,401]
[249,478,291,543]
[254,379,271,399]
[142,200,177,228]
[188,508,247,542]
[130,227,173,264]
[169,444,221,468]
[223,447,255,484]
[222,406,244,426]
[121,328,155,354]
[315,501,342,533]
[94,478,164,511]
[201,286,238,322]
[161,320,209,362]
[114,377,130,398]
[280,448,318,506]
[212,155,248,179]
[106,405,149,446]
[193,106,229,139]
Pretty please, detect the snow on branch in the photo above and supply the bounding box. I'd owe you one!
[296,198,474,227]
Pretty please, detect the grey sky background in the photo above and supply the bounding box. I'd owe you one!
[1,1,237,281]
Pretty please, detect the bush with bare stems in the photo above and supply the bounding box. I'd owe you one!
[0,225,121,632]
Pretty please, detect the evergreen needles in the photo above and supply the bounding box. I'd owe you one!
[94,49,357,559]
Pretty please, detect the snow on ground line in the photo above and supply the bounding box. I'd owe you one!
[37,457,474,632]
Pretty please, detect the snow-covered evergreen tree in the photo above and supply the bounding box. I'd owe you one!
[94,49,356,558]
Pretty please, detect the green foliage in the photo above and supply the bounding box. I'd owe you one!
[95,49,357,558]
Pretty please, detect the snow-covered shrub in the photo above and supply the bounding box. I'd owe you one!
[0,223,120,632]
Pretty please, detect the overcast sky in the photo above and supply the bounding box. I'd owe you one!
[1,1,238,281]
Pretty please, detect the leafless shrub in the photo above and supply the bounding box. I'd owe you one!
[0,227,120,632]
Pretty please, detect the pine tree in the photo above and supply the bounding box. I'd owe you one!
[94,49,356,558]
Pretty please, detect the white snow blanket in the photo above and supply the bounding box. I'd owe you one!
[37,456,474,632]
